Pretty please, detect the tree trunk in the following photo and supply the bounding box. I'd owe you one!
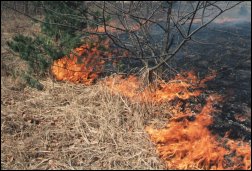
[159,2,173,74]
[147,2,173,85]
[141,68,158,91]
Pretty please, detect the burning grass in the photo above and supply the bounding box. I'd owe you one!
[146,94,251,170]
[1,10,163,170]
[49,38,251,170]
[103,72,251,170]
[2,8,251,170]
[103,70,216,102]
[51,40,109,85]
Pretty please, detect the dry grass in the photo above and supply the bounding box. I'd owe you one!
[1,79,165,170]
[1,9,165,170]
[1,9,39,85]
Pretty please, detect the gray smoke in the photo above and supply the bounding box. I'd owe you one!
[217,2,251,23]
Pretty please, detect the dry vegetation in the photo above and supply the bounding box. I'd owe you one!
[1,10,165,170]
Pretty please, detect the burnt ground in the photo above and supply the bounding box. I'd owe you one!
[172,22,251,141]
[1,7,250,169]
[107,21,251,141]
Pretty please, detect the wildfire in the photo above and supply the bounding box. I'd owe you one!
[104,71,215,102]
[51,41,251,169]
[104,71,251,170]
[51,36,111,85]
[146,94,251,170]
[95,19,141,33]
[146,95,222,169]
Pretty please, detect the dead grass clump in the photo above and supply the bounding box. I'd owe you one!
[1,78,165,170]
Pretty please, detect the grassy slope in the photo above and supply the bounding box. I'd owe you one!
[1,10,164,170]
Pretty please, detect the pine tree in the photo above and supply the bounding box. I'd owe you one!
[7,1,88,90]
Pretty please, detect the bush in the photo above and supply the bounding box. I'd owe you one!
[7,1,89,89]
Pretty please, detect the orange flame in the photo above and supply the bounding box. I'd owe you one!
[104,71,215,102]
[104,71,251,170]
[146,95,221,169]
[226,139,251,170]
[51,36,111,85]
[95,19,141,33]
[51,38,250,169]
[145,94,251,170]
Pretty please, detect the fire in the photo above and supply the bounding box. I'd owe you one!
[104,71,215,102]
[146,108,251,169]
[104,75,143,98]
[95,19,141,33]
[145,94,249,170]
[51,39,250,169]
[95,20,124,33]
[51,36,111,85]
[226,139,251,170]
[104,71,251,170]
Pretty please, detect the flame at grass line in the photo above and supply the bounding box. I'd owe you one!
[104,71,217,102]
[96,20,142,33]
[51,40,251,169]
[51,36,112,85]
[104,71,251,170]
[146,94,251,170]
[145,94,226,170]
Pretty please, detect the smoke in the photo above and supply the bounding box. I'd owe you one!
[214,2,251,24]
